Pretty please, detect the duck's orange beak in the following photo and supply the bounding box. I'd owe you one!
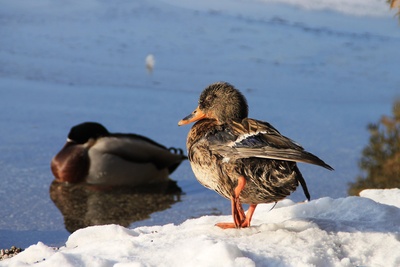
[178,106,206,126]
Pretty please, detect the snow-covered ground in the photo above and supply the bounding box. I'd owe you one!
[0,0,400,265]
[2,189,400,266]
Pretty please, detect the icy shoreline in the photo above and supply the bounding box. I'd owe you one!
[2,189,399,267]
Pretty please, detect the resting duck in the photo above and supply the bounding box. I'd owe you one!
[51,122,187,186]
[178,82,333,229]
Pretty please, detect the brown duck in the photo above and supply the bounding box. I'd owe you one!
[178,82,333,229]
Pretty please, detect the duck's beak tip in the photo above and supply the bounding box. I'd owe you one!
[178,116,191,126]
[178,106,206,126]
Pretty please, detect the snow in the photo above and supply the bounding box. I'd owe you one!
[2,189,400,266]
[1,0,400,264]
[260,0,392,16]
[360,188,400,208]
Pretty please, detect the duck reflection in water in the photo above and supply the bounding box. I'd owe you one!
[50,180,182,233]
[50,122,186,232]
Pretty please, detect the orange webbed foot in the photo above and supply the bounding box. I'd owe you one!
[215,222,237,229]
[215,219,251,229]
[216,203,258,229]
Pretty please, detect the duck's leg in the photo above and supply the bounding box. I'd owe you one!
[232,177,246,227]
[216,176,247,229]
[240,204,257,227]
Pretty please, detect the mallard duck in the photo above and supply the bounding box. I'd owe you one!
[51,122,187,186]
[178,82,333,229]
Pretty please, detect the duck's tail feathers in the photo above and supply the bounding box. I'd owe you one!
[294,165,311,201]
[167,147,188,174]
[168,147,185,156]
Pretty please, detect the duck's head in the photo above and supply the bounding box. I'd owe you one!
[51,122,109,183]
[178,82,248,126]
[67,122,110,144]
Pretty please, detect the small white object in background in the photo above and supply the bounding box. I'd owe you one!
[145,54,155,74]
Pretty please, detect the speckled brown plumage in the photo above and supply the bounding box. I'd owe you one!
[179,82,333,228]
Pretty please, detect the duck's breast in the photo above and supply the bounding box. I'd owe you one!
[51,143,89,183]
[189,139,236,199]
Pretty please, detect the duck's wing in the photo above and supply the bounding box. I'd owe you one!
[92,135,186,170]
[114,133,168,149]
[113,133,187,172]
[209,118,333,170]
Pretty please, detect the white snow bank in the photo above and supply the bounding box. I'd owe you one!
[166,0,395,17]
[3,189,400,267]
[360,188,400,208]
[260,0,392,17]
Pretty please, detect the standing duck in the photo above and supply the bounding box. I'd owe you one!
[178,82,333,229]
[51,122,187,187]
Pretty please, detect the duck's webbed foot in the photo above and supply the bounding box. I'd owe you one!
[168,147,184,155]
[216,176,248,229]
